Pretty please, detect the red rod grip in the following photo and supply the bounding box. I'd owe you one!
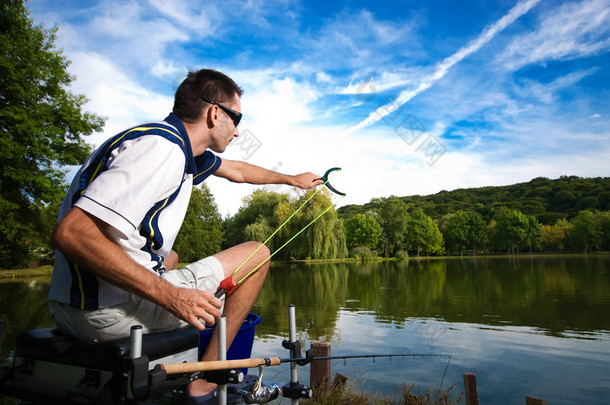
[216,276,237,297]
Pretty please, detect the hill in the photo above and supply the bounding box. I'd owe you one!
[338,176,610,225]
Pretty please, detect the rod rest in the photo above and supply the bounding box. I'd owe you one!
[15,327,200,371]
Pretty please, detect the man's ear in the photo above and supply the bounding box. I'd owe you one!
[205,105,218,128]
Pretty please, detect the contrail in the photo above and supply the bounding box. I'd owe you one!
[344,0,542,135]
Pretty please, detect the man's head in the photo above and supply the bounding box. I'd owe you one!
[173,69,244,124]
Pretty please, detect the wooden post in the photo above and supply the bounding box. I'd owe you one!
[331,373,349,391]
[310,341,331,396]
[526,396,548,405]
[463,372,479,405]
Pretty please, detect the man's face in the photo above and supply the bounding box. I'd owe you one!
[210,94,241,153]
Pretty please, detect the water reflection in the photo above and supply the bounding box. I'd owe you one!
[253,256,610,340]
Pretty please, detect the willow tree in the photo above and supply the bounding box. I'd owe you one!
[1,0,104,268]
[223,190,289,250]
[288,189,346,260]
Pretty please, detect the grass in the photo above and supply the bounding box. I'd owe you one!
[304,378,463,405]
[0,265,53,279]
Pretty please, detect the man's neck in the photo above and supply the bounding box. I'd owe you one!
[182,120,210,156]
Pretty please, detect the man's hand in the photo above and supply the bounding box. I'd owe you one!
[162,287,222,330]
[291,172,323,189]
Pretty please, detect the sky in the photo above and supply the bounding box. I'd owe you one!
[28,0,610,217]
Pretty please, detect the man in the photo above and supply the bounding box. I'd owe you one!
[49,69,322,399]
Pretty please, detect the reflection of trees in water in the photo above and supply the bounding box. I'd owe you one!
[2,256,609,361]
[256,257,610,340]
[0,278,54,361]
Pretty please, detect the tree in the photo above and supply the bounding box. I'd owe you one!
[173,185,224,263]
[1,0,104,268]
[467,211,488,254]
[442,212,469,255]
[442,211,488,256]
[405,209,444,256]
[569,210,601,253]
[224,189,346,260]
[423,216,444,256]
[600,211,610,251]
[541,218,574,252]
[523,215,542,253]
[223,190,289,250]
[373,196,408,257]
[291,189,346,260]
[493,208,528,254]
[344,213,382,250]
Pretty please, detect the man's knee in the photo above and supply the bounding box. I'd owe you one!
[247,241,270,258]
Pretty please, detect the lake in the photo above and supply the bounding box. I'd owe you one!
[1,256,609,404]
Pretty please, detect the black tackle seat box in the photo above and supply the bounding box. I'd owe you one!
[14,327,200,371]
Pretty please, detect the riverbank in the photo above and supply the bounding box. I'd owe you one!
[281,251,610,265]
[2,252,608,277]
[0,265,53,279]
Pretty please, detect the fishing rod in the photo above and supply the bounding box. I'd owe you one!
[154,353,452,375]
[214,167,346,299]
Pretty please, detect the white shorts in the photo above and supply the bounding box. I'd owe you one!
[49,256,225,342]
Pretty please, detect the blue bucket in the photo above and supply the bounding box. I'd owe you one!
[199,313,261,372]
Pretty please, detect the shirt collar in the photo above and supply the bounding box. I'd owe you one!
[164,113,197,175]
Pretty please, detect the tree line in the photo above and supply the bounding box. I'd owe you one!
[340,176,610,225]
[175,185,610,263]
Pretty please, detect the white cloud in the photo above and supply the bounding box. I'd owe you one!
[67,51,173,147]
[515,68,600,104]
[341,69,425,95]
[344,0,542,134]
[147,0,217,31]
[499,0,610,70]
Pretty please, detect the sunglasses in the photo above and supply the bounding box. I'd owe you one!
[201,97,242,127]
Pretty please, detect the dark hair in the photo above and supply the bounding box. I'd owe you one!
[172,69,244,123]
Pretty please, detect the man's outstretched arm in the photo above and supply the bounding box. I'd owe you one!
[51,207,222,329]
[214,159,323,189]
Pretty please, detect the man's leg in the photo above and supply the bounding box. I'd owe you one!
[187,241,270,397]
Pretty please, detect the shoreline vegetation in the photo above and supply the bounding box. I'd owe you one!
[2,252,608,278]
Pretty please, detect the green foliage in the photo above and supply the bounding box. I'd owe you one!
[223,177,610,259]
[344,213,382,250]
[224,189,346,260]
[290,189,347,260]
[0,0,104,268]
[339,176,610,225]
[492,208,529,254]
[373,196,409,257]
[173,185,223,263]
[569,210,602,253]
[541,219,573,251]
[405,209,444,256]
[600,212,610,251]
[224,190,290,251]
[349,246,379,260]
[440,211,488,256]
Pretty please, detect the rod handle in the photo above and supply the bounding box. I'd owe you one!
[154,357,282,375]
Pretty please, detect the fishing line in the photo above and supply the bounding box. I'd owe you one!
[235,193,346,286]
[215,168,345,298]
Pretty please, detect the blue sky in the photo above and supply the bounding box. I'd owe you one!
[28,0,610,216]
